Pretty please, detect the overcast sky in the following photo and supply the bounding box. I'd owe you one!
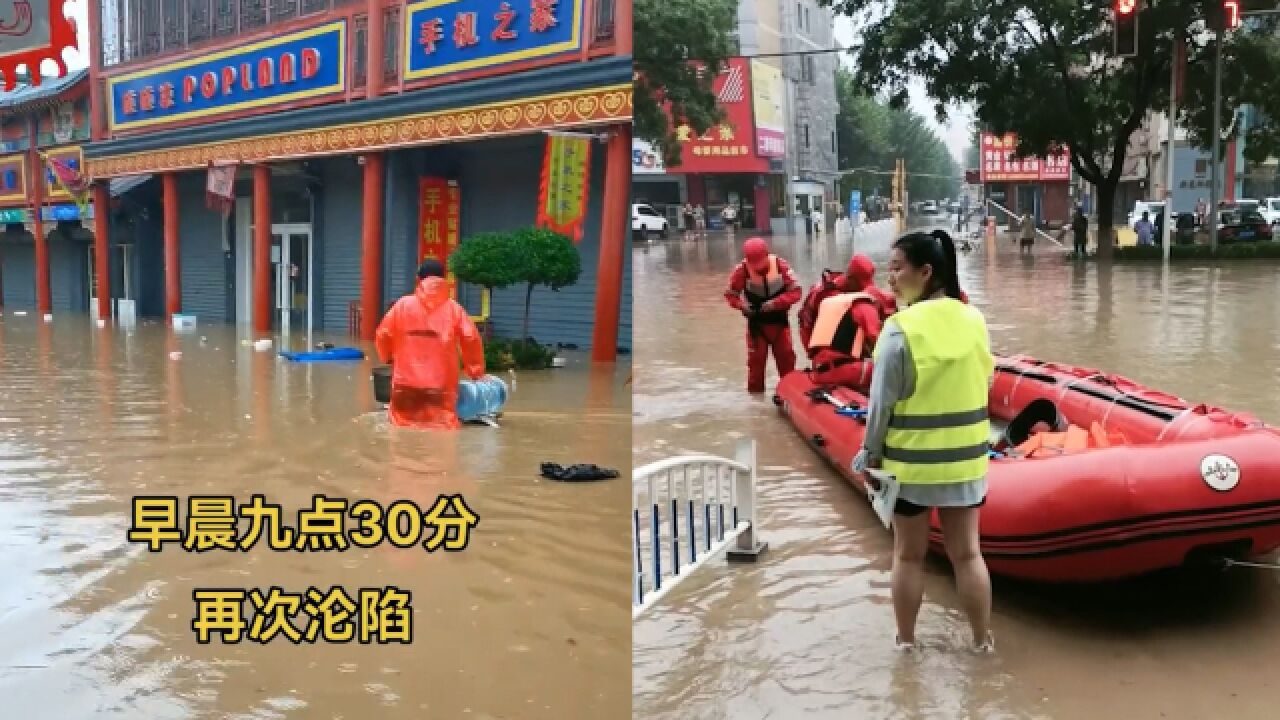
[833,16,973,166]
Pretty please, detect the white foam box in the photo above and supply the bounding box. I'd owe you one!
[172,314,197,331]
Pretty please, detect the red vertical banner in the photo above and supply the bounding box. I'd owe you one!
[419,177,462,296]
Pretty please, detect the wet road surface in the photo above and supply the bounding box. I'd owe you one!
[0,317,630,719]
[632,221,1280,719]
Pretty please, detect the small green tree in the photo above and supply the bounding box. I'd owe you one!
[448,231,524,291]
[512,227,581,344]
[449,228,582,348]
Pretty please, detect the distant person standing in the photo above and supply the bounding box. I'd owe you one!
[722,203,739,233]
[682,203,696,239]
[693,204,707,235]
[1071,205,1089,257]
[1195,197,1208,227]
[1134,211,1155,246]
[811,207,824,237]
[1019,213,1035,254]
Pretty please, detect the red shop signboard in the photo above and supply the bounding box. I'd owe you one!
[980,132,1071,183]
[419,177,461,293]
[665,58,770,175]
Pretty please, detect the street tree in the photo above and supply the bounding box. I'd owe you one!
[633,0,738,166]
[836,67,958,204]
[824,0,1279,260]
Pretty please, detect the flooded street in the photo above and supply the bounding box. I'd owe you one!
[632,222,1280,719]
[0,317,631,719]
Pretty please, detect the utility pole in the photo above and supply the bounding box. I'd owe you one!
[1209,26,1223,253]
[1162,32,1179,263]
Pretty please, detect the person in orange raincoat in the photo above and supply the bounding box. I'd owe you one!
[375,259,485,429]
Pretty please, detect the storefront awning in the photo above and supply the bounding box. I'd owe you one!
[109,174,152,197]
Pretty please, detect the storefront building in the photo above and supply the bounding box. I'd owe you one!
[979,132,1072,226]
[76,0,631,359]
[636,58,787,233]
[0,70,152,315]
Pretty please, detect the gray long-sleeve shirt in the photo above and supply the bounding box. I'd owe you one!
[851,315,993,506]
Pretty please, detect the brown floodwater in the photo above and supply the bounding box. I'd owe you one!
[632,221,1280,719]
[0,316,631,719]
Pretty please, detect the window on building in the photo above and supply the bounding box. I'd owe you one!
[800,55,812,83]
[796,3,803,32]
[804,125,810,149]
[804,7,810,32]
[831,130,837,153]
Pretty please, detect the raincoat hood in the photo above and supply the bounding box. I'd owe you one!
[414,277,452,311]
[844,254,876,291]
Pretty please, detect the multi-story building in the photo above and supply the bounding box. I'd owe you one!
[631,0,838,234]
[2,0,633,358]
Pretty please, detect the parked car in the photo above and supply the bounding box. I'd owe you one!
[632,203,669,240]
[1217,208,1273,244]
[1261,197,1280,227]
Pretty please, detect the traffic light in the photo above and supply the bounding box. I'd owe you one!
[1114,0,1139,58]
[1223,0,1241,30]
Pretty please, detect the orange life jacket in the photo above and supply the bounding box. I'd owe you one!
[808,292,879,359]
[1015,421,1129,456]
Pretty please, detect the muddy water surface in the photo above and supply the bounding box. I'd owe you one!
[0,317,630,719]
[633,222,1280,719]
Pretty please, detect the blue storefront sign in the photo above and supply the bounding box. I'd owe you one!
[403,0,584,81]
[42,204,92,222]
[107,20,347,132]
[848,190,862,219]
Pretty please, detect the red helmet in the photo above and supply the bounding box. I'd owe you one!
[743,237,770,272]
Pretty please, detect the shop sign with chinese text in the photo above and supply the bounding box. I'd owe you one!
[404,0,584,81]
[665,58,769,175]
[107,21,347,132]
[419,177,462,295]
[980,133,1071,183]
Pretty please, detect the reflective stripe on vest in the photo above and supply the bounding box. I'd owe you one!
[876,297,993,485]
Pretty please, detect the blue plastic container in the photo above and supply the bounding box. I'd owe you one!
[456,376,508,422]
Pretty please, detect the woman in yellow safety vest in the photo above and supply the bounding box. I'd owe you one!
[851,229,995,654]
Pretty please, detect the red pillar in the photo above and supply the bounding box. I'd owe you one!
[28,121,50,317]
[86,0,108,140]
[615,0,633,56]
[360,153,385,342]
[92,184,111,319]
[253,164,272,336]
[591,125,629,363]
[162,173,181,319]
[1224,140,1237,202]
[366,0,384,98]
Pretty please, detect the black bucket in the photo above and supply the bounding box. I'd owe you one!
[372,366,392,404]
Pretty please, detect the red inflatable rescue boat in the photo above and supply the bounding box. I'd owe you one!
[775,354,1280,582]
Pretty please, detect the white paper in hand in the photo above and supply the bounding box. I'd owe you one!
[865,469,901,530]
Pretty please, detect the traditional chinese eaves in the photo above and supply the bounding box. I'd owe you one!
[0,68,87,117]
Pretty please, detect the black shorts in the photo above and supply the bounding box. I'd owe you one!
[894,496,987,517]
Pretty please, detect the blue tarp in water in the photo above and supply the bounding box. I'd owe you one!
[279,347,366,362]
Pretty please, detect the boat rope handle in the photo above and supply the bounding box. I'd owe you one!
[1155,408,1193,443]
[1222,558,1280,572]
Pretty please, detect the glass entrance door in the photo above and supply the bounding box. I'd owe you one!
[270,224,313,337]
[88,244,132,319]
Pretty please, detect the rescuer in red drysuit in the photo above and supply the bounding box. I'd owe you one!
[804,255,895,390]
[798,253,898,349]
[375,259,486,430]
[724,237,803,393]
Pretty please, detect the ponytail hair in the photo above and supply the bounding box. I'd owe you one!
[892,229,964,301]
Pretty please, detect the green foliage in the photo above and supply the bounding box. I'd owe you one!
[634,0,738,166]
[449,232,525,289]
[822,0,1280,260]
[513,227,582,291]
[1182,13,1280,163]
[451,227,581,346]
[836,66,959,202]
[484,338,557,371]
[1100,241,1280,262]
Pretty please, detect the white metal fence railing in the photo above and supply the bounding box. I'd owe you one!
[987,198,1065,247]
[632,438,767,618]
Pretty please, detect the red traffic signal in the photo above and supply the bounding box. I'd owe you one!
[1224,0,1241,30]
[1114,1,1139,58]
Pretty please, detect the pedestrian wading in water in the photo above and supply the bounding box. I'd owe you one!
[853,229,996,653]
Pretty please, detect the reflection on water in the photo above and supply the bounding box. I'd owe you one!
[633,223,1280,719]
[0,317,630,719]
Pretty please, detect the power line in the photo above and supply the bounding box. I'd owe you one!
[729,47,848,59]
